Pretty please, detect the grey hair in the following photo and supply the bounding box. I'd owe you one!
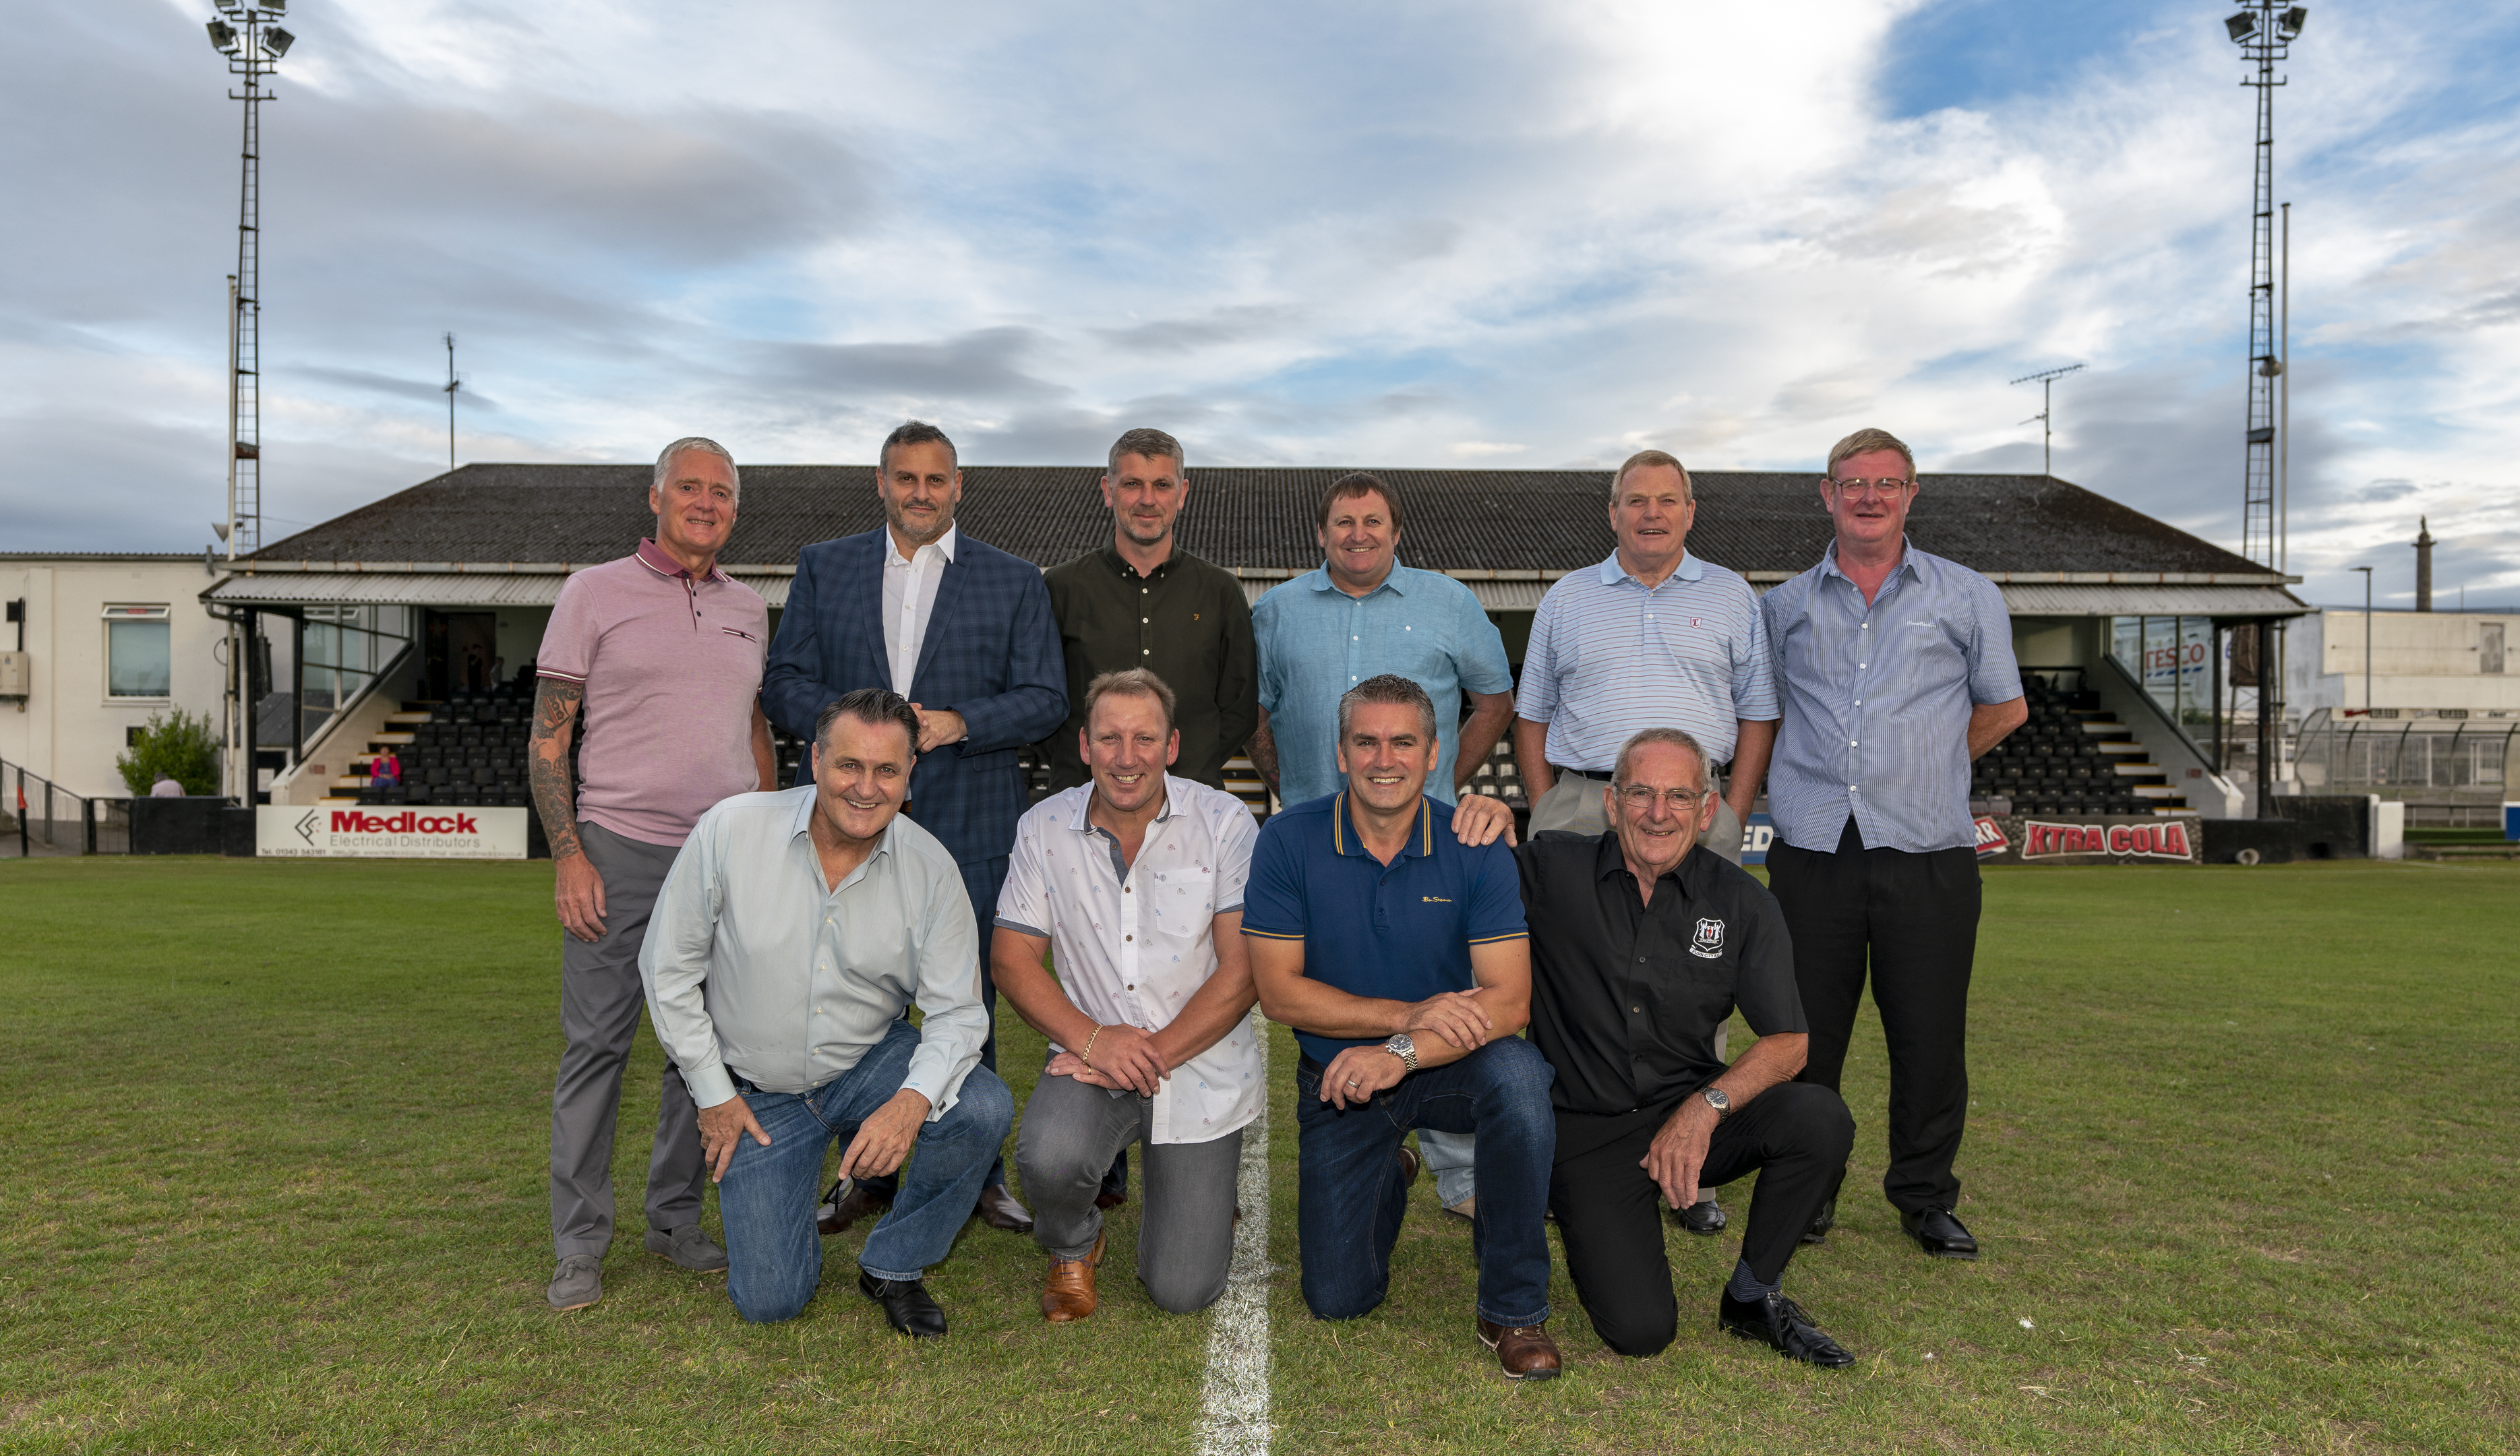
[1084,667,1179,734]
[1106,427,1186,476]
[1611,727,1708,788]
[1610,448,1691,503]
[653,436,740,502]
[1337,673,1437,742]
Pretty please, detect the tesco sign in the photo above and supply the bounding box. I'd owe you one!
[257,805,530,859]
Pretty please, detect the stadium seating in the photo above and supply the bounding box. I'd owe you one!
[354,680,549,810]
[1973,678,2170,815]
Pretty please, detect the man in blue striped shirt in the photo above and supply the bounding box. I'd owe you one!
[1512,450,1778,866]
[1757,427,2027,1263]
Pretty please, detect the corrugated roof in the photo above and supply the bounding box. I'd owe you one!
[204,570,794,609]
[243,462,2289,582]
[1998,584,2310,617]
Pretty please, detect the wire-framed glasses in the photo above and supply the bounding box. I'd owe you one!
[1826,477,1915,499]
[1615,785,1708,813]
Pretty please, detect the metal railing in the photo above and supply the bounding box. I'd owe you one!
[1,759,135,857]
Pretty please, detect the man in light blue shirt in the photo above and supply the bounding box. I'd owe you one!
[1513,449,1777,866]
[1249,473,1516,811]
[1756,427,2026,1263]
[641,687,1015,1334]
[1249,473,1516,1223]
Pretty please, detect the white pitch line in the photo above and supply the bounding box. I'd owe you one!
[1196,1010,1273,1456]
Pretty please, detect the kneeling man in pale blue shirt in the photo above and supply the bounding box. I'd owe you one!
[640,687,1014,1334]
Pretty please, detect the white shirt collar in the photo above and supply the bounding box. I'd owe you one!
[888,524,958,568]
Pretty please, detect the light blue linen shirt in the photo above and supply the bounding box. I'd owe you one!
[1253,563,1514,807]
[1760,540,2023,855]
[1515,549,1777,771]
[638,785,986,1118]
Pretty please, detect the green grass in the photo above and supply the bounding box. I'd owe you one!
[2,856,2515,1454]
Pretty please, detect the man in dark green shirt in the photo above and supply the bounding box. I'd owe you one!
[1041,428,1260,795]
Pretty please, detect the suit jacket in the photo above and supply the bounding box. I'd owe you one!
[762,528,1067,866]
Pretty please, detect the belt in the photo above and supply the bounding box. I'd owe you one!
[1553,766,1613,783]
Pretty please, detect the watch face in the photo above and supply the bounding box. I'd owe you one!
[1704,1087,1729,1111]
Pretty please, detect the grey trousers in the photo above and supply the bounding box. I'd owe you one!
[1015,1072,1243,1314]
[1530,769,1745,866]
[550,820,708,1260]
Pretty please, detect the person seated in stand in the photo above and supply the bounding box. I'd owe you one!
[1522,727,1856,1367]
[369,750,402,790]
[1242,673,1561,1380]
[638,688,1013,1334]
[992,669,1261,1320]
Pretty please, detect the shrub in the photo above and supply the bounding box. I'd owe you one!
[117,708,221,797]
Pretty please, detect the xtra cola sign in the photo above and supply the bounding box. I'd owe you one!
[256,805,530,859]
[1972,812,2200,866]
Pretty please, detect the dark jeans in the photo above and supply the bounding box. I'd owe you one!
[856,855,1011,1198]
[1292,1036,1555,1327]
[1766,816,1983,1214]
[1551,1083,1854,1357]
[717,1018,1014,1324]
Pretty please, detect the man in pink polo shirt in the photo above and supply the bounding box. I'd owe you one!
[533,435,778,1312]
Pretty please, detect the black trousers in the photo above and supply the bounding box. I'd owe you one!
[1765,816,1982,1215]
[1551,1084,1852,1358]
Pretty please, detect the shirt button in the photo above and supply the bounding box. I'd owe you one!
[1851,740,1858,747]
[1125,934,1133,942]
[1631,1006,1642,1014]
[1124,886,1131,893]
[1143,648,1151,655]
[1861,623,1869,629]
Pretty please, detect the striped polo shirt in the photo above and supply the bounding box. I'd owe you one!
[1514,550,1777,772]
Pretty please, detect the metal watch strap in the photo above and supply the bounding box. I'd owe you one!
[1700,1086,1731,1120]
[1383,1034,1418,1074]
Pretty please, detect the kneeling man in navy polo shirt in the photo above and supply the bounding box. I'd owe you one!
[1242,674,1561,1380]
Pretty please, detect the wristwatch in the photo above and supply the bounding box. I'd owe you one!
[1383,1033,1418,1074]
[1699,1085,1732,1121]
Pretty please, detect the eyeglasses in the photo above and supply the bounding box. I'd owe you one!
[1826,477,1915,499]
[1615,785,1708,813]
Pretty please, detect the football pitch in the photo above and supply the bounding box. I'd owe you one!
[2,855,2513,1455]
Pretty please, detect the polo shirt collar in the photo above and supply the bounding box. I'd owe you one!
[1331,790,1435,861]
[1597,549,1705,588]
[1066,778,1180,835]
[887,525,959,567]
[1819,535,1918,588]
[635,537,731,584]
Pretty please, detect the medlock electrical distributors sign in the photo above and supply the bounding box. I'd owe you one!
[1972,812,2201,866]
[257,805,530,859]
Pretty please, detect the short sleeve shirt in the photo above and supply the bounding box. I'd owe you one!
[1240,792,1526,1066]
[1252,564,1513,806]
[1514,551,1777,770]
[537,539,769,847]
[1519,831,1805,1116]
[994,776,1263,1144]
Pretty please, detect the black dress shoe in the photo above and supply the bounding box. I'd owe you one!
[1673,1197,1727,1235]
[1900,1206,1979,1260]
[975,1184,1036,1234]
[858,1270,948,1339]
[1801,1196,1836,1246]
[1719,1290,1854,1368]
[818,1178,894,1237]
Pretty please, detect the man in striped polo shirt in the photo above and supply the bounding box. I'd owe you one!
[1511,449,1778,864]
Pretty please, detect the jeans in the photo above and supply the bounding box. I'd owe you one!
[854,854,1013,1196]
[715,1017,1014,1324]
[1015,1072,1243,1313]
[1293,1035,1555,1327]
[1418,1130,1478,1209]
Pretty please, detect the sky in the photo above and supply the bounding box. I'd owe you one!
[6,0,2517,608]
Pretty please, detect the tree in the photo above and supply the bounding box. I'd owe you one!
[117,708,221,797]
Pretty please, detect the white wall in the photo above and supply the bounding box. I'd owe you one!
[2285,610,2520,716]
[0,555,229,797]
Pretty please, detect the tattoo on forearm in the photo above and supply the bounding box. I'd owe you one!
[1247,725,1279,786]
[531,678,584,859]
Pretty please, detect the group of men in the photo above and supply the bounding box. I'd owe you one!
[529,421,2027,1377]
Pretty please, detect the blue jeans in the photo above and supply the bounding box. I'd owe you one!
[1293,1035,1555,1327]
[716,1018,1014,1324]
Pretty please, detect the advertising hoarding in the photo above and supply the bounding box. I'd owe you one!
[257,805,530,859]
[1973,811,2200,866]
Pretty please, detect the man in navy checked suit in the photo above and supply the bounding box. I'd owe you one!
[762,420,1067,1233]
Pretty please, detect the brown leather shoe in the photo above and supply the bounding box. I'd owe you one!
[1476,1317,1563,1381]
[1398,1144,1422,1186]
[1093,1188,1128,1211]
[818,1179,891,1236]
[975,1184,1036,1234]
[1041,1228,1108,1322]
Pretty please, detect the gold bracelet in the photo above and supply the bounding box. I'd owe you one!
[1081,1023,1104,1068]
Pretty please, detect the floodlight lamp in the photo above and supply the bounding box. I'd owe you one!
[2279,6,2307,36]
[264,25,294,57]
[2225,11,2257,41]
[206,18,237,49]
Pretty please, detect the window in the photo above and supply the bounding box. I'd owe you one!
[104,604,171,698]
[2483,621,2505,675]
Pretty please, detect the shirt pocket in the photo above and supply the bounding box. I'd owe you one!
[1141,867,1217,926]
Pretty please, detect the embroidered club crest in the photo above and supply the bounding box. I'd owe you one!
[1689,917,1726,959]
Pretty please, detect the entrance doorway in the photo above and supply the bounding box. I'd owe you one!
[423,611,500,700]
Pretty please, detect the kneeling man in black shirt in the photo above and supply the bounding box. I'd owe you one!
[1522,727,1856,1367]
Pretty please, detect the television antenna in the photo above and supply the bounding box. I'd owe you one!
[443,333,462,474]
[2009,363,2084,479]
